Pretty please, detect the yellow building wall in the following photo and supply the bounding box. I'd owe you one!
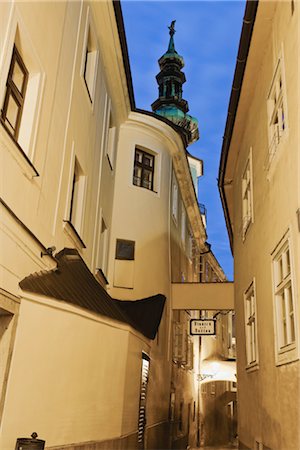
[0,296,152,449]
[230,2,299,449]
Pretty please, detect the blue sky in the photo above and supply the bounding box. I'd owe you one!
[121,1,246,280]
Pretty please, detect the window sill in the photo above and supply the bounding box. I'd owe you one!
[171,213,178,226]
[63,220,86,249]
[95,268,109,288]
[0,119,39,179]
[131,183,159,196]
[275,344,298,366]
[242,218,252,242]
[245,362,259,373]
[266,131,288,181]
[106,153,113,171]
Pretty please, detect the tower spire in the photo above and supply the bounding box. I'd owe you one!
[167,20,176,53]
[151,21,199,145]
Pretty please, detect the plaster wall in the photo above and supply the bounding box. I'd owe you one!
[107,116,172,301]
[229,2,300,449]
[0,2,149,449]
[0,1,127,280]
[0,296,151,450]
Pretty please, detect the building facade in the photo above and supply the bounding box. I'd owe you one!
[219,1,300,449]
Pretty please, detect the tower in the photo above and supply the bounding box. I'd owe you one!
[151,21,199,145]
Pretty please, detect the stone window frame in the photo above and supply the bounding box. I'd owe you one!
[241,148,254,240]
[244,279,259,371]
[272,232,298,366]
[266,53,288,170]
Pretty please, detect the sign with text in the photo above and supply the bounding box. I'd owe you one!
[190,319,216,336]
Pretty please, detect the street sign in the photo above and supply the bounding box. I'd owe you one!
[190,319,216,336]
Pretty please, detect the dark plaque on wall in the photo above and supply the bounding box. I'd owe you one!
[115,239,135,260]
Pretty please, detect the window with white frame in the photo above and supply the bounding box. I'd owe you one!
[1,29,44,166]
[267,59,287,163]
[172,175,179,223]
[82,19,98,103]
[1,45,28,140]
[242,150,253,237]
[244,281,258,368]
[272,237,296,362]
[133,148,155,191]
[69,158,86,237]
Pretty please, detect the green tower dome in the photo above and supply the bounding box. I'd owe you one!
[151,21,199,145]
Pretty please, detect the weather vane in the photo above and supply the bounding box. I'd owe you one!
[168,20,176,37]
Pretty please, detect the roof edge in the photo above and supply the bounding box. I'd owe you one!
[218,0,259,252]
[113,0,136,110]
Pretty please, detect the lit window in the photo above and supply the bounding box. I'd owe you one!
[69,158,86,236]
[273,237,296,362]
[1,45,28,140]
[244,281,258,368]
[83,25,98,102]
[242,151,253,238]
[133,148,155,191]
[267,60,287,164]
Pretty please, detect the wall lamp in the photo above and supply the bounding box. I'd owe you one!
[41,246,56,258]
[198,373,214,382]
[199,242,211,255]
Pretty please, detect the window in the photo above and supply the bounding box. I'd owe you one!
[97,218,109,276]
[181,209,186,246]
[173,322,187,364]
[242,150,253,237]
[69,158,86,236]
[267,59,287,163]
[187,229,193,261]
[106,110,116,169]
[199,255,204,282]
[178,401,184,433]
[133,148,155,191]
[172,175,179,222]
[244,281,258,368]
[138,353,150,446]
[83,21,98,102]
[1,45,28,140]
[272,237,297,363]
[205,261,212,282]
[186,337,194,370]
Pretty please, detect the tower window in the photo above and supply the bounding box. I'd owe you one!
[133,148,155,191]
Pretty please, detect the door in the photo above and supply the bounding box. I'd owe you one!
[138,353,150,449]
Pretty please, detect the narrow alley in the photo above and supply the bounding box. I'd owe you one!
[1,1,299,450]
